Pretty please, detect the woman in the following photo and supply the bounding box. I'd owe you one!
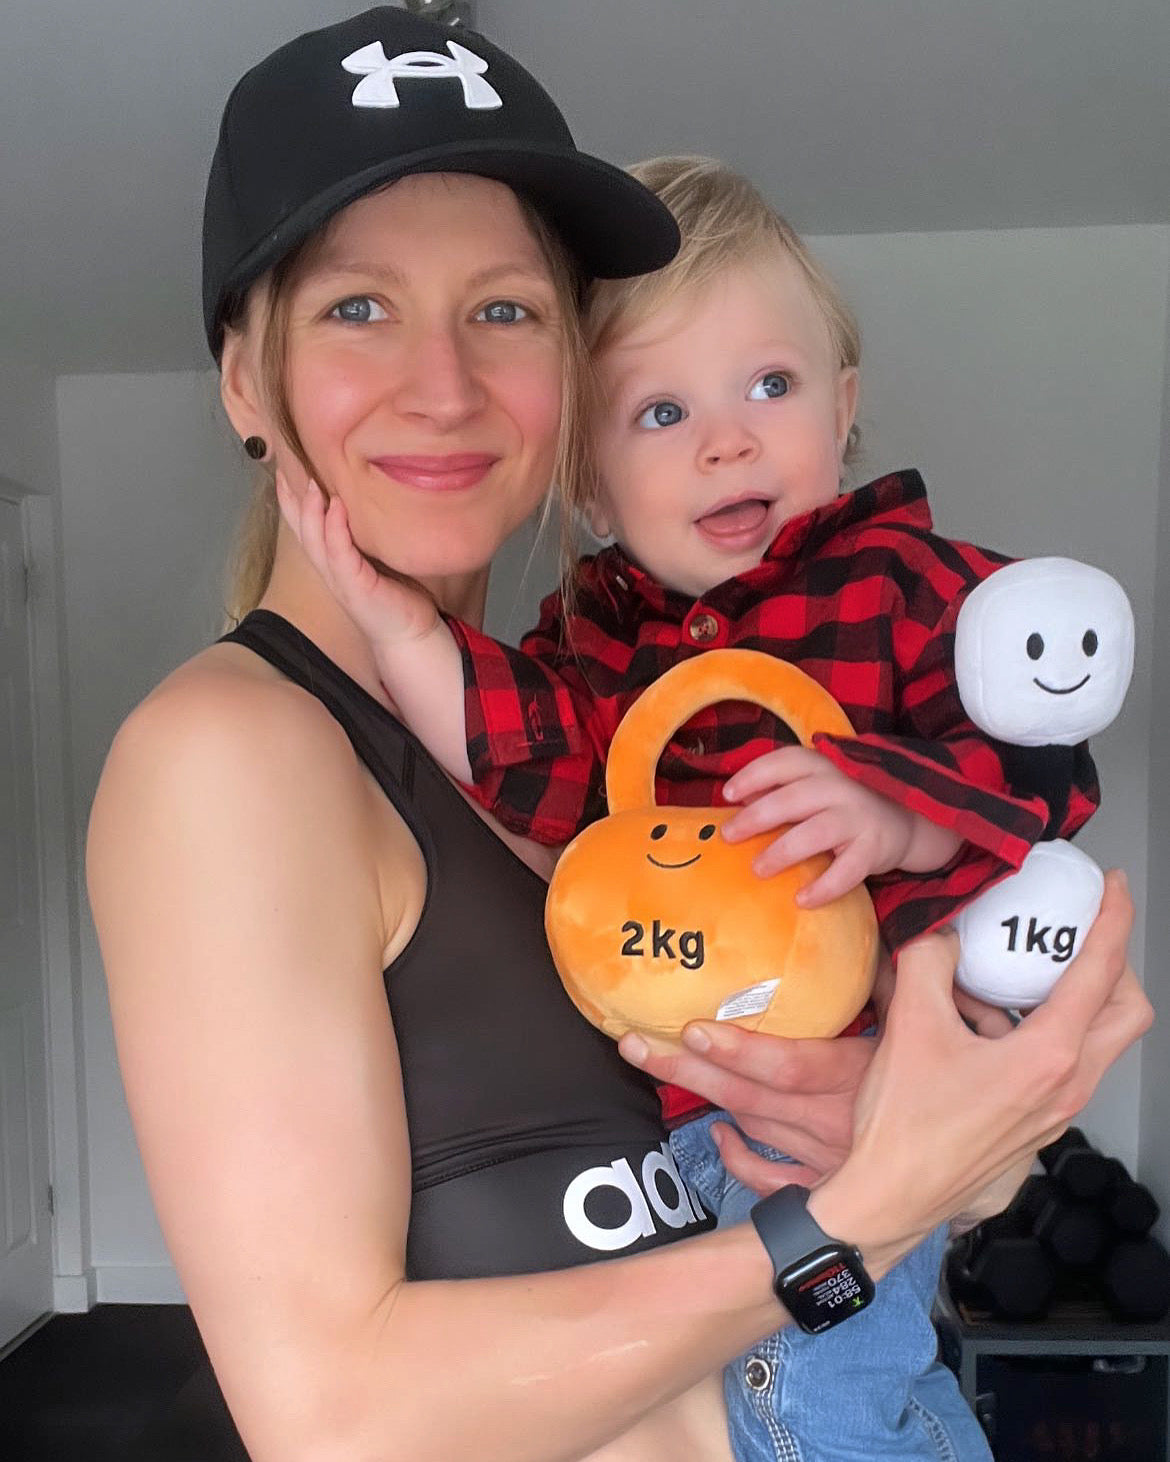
[87,10,1151,1462]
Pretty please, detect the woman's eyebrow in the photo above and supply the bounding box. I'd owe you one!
[464,261,555,290]
[307,258,407,286]
[301,260,552,291]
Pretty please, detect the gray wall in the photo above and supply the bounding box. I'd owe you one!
[1140,265,1170,1244]
[56,224,1169,1296]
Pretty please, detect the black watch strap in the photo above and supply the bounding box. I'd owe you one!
[750,1184,875,1334]
[750,1184,835,1270]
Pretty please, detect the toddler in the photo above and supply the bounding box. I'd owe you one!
[279,157,1097,1462]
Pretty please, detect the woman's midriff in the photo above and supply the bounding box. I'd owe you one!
[585,1374,735,1462]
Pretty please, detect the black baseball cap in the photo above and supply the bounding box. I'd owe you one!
[202,6,680,356]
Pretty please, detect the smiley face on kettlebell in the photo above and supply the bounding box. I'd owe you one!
[645,820,717,869]
[545,651,879,1043]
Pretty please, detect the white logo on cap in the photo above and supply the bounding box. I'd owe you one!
[342,39,502,110]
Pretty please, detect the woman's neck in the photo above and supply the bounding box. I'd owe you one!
[257,524,490,708]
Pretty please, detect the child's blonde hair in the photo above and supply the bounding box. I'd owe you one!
[559,155,862,579]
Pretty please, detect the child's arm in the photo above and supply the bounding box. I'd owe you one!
[720,749,962,908]
[277,476,474,781]
[278,474,610,844]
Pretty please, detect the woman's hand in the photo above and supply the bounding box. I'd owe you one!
[619,1023,876,1188]
[815,870,1151,1264]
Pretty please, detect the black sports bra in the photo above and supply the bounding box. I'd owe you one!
[221,611,713,1279]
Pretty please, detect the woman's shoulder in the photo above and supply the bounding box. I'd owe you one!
[93,641,379,869]
[89,639,420,970]
[112,641,355,784]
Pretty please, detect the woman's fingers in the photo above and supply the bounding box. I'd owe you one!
[1026,871,1136,1036]
[711,1123,821,1195]
[618,1023,873,1170]
[950,985,1018,1038]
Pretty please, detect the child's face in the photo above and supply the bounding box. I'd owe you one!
[590,254,858,599]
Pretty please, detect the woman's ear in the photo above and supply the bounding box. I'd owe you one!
[219,327,270,445]
[835,366,859,459]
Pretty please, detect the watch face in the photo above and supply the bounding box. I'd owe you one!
[779,1246,875,1334]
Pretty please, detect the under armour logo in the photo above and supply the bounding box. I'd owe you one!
[342,39,502,110]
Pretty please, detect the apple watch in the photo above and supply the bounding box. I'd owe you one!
[749,1184,875,1334]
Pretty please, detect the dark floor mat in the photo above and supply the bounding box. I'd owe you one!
[0,1305,249,1461]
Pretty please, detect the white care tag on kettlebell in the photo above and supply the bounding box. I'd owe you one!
[954,840,1105,1008]
[716,979,780,1021]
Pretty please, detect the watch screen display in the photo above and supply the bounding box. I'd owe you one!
[781,1247,875,1334]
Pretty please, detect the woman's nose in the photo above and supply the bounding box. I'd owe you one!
[393,326,487,428]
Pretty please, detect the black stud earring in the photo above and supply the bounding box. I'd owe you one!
[243,435,268,461]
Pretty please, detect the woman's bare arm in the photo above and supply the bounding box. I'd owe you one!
[87,662,789,1462]
[88,661,1151,1462]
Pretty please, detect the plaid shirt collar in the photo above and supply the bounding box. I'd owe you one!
[594,469,933,615]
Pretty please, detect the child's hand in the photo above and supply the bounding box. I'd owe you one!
[720,748,927,906]
[275,472,439,646]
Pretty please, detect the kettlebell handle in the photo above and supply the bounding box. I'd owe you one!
[606,649,856,814]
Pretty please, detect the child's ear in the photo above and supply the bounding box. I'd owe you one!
[835,367,859,458]
[587,496,613,541]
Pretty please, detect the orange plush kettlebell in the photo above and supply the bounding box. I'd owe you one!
[545,649,878,1041]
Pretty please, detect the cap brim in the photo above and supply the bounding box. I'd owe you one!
[214,140,679,351]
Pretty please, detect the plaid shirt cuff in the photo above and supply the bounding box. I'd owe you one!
[448,618,584,776]
[813,731,1048,868]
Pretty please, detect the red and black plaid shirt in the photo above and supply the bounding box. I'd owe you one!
[452,470,1098,929]
[449,471,1099,1115]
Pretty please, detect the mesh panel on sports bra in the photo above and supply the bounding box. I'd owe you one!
[221,611,713,1277]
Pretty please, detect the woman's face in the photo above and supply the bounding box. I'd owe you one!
[273,174,565,582]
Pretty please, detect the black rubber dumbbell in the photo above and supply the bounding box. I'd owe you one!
[1099,1237,1170,1322]
[945,1222,1057,1321]
[1037,1128,1116,1201]
[1097,1159,1161,1237]
[1014,1174,1109,1268]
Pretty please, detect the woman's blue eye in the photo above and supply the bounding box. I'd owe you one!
[748,372,790,401]
[331,296,387,324]
[477,300,529,324]
[636,400,687,430]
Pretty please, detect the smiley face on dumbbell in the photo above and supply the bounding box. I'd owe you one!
[955,557,1134,746]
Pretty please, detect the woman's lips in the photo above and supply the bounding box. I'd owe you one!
[694,496,774,551]
[372,454,498,491]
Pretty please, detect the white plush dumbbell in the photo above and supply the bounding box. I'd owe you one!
[953,840,1105,1009]
[955,557,1134,746]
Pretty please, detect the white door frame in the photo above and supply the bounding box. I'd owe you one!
[9,482,92,1311]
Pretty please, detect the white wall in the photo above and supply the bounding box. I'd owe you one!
[815,224,1170,1172]
[56,370,248,1297]
[58,225,1170,1297]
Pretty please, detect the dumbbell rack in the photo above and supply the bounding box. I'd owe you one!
[935,1284,1170,1460]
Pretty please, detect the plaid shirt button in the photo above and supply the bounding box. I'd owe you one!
[688,612,720,643]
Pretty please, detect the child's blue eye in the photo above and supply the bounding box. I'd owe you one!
[748,372,790,400]
[330,296,388,324]
[476,300,529,324]
[636,400,687,429]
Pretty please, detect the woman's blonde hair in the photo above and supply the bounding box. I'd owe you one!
[221,191,589,626]
[559,155,862,571]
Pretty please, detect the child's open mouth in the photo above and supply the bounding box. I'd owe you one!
[695,496,773,549]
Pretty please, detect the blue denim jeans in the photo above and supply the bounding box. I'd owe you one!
[670,1110,992,1462]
